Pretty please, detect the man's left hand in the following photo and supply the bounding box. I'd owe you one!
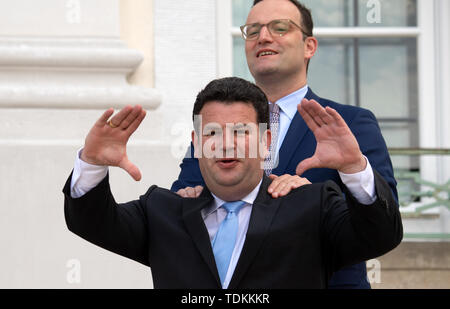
[295,99,367,176]
[267,174,311,198]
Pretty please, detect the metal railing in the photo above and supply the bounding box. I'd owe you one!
[389,148,450,240]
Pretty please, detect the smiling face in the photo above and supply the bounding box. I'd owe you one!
[192,101,270,201]
[245,0,316,86]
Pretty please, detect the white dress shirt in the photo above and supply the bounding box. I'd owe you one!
[70,148,376,288]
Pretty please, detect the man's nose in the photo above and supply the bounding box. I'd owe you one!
[257,25,274,44]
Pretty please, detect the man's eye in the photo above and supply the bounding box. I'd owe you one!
[271,22,289,33]
[246,25,260,37]
[273,26,288,33]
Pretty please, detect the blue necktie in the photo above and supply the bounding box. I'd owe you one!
[212,200,245,285]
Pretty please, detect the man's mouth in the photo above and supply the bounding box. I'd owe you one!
[216,159,239,169]
[257,50,278,58]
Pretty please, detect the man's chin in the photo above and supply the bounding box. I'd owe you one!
[251,66,279,79]
[213,175,243,187]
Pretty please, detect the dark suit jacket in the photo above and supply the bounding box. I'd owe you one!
[170,88,398,288]
[63,170,402,289]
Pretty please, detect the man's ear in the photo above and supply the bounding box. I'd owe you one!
[304,36,318,60]
[261,129,272,158]
[192,130,201,158]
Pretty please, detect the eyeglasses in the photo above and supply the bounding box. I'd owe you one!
[240,19,309,41]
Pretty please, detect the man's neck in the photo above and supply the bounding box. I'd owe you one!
[211,178,263,205]
[256,74,307,103]
[209,173,264,202]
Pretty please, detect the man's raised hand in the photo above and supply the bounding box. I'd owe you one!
[295,99,366,176]
[80,105,146,181]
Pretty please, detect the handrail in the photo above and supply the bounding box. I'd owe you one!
[389,147,450,240]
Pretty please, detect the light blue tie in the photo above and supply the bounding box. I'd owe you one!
[212,200,245,285]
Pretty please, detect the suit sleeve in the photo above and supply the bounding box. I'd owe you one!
[63,171,154,266]
[348,108,398,202]
[170,143,205,192]
[320,169,403,274]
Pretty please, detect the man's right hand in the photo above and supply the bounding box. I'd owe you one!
[176,186,204,198]
[81,105,146,181]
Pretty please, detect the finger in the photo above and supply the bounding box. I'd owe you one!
[120,105,143,130]
[194,185,204,197]
[126,109,146,135]
[298,99,319,131]
[276,176,302,197]
[302,99,325,127]
[267,174,279,193]
[268,174,292,195]
[300,177,312,185]
[268,174,287,193]
[326,106,347,128]
[119,158,142,181]
[279,178,306,196]
[185,187,197,198]
[278,179,310,196]
[316,104,334,126]
[109,105,133,128]
[304,99,332,127]
[95,108,114,127]
[296,157,320,176]
[271,181,288,198]
[177,189,188,198]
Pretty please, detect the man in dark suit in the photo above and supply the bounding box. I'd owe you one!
[171,0,397,288]
[63,77,402,289]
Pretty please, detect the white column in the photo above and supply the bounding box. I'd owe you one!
[0,0,161,110]
[0,0,161,288]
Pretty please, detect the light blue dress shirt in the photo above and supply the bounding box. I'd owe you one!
[271,85,309,163]
[203,180,262,289]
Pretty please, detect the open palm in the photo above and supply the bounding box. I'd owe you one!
[295,99,366,176]
[81,105,146,181]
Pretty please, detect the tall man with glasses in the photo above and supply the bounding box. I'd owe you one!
[171,0,398,289]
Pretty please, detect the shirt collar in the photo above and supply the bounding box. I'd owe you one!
[202,179,263,218]
[271,85,309,121]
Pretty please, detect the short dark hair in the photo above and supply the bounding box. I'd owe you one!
[192,77,269,129]
[252,0,313,37]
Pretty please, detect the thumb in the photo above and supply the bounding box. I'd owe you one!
[295,157,319,176]
[119,159,142,181]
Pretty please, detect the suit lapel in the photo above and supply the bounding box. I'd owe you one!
[181,188,221,287]
[272,88,318,175]
[228,175,281,288]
